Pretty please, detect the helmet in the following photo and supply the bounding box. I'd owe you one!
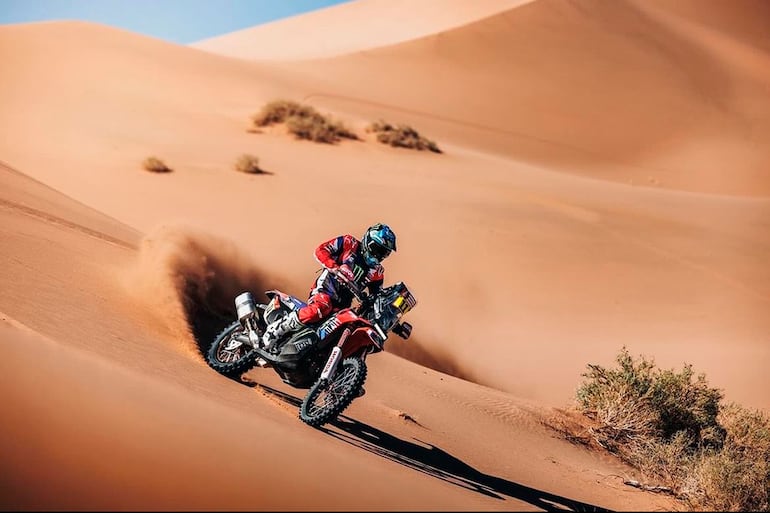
[361,223,397,267]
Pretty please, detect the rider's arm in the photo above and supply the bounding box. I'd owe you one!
[314,234,356,269]
[314,235,343,268]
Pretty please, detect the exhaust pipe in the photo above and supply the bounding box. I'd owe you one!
[234,292,261,348]
[235,292,257,323]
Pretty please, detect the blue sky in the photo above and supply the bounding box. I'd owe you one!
[0,0,350,43]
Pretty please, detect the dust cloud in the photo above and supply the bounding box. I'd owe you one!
[122,224,285,358]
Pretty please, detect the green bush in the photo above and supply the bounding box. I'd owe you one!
[366,120,442,153]
[572,347,770,511]
[250,100,358,144]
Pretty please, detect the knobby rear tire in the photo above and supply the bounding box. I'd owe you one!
[205,320,259,378]
[299,357,367,427]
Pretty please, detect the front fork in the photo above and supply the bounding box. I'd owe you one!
[319,327,352,381]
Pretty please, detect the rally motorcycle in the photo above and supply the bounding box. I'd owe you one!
[205,271,416,427]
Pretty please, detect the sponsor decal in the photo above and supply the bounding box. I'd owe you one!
[318,316,342,339]
[294,338,314,351]
[321,347,342,378]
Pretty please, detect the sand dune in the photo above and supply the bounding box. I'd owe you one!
[2,14,769,413]
[0,162,673,510]
[192,0,532,61]
[231,0,770,197]
[1,0,769,509]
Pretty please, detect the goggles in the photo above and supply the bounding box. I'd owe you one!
[367,239,392,261]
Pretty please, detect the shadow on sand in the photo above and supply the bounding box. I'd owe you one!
[256,383,612,512]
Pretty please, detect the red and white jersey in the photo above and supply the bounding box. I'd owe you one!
[311,234,384,301]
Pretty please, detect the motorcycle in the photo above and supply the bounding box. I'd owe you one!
[205,270,417,427]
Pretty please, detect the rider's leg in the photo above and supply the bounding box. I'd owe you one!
[297,292,332,324]
[261,310,302,350]
[262,292,333,350]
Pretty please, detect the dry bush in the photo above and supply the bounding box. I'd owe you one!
[285,115,357,144]
[568,347,770,511]
[142,156,172,173]
[234,154,262,174]
[366,120,442,153]
[577,348,723,449]
[251,100,316,127]
[691,404,770,511]
[250,99,358,144]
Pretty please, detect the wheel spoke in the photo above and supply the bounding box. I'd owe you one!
[309,362,357,414]
[216,330,249,363]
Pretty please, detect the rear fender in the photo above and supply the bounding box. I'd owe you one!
[266,290,306,309]
[265,290,306,323]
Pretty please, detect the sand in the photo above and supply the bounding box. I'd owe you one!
[1,0,768,509]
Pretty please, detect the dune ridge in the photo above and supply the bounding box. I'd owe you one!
[191,0,533,61]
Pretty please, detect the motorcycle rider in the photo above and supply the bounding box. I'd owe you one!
[261,222,398,351]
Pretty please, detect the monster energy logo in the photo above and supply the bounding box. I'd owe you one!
[352,264,365,281]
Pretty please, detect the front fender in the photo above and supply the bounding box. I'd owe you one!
[341,326,382,358]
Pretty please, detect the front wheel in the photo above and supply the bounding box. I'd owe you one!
[205,321,260,378]
[299,357,367,427]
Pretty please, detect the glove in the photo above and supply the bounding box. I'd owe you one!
[336,264,356,283]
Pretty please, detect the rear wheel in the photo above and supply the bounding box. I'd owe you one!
[299,357,367,427]
[205,321,259,378]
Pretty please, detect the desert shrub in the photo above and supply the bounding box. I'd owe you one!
[691,404,770,511]
[366,120,442,153]
[234,154,262,174]
[577,348,723,450]
[251,100,318,127]
[250,99,358,143]
[285,114,357,144]
[571,347,770,511]
[142,156,172,173]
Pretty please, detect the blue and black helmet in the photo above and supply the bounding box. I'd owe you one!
[361,223,397,267]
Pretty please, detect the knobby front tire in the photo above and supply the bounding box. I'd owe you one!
[299,357,367,427]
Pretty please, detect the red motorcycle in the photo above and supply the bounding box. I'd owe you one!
[205,271,416,427]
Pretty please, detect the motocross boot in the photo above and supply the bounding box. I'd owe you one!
[261,310,303,352]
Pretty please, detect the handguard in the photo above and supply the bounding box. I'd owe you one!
[392,321,412,340]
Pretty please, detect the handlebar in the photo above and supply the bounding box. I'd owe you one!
[328,268,365,303]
